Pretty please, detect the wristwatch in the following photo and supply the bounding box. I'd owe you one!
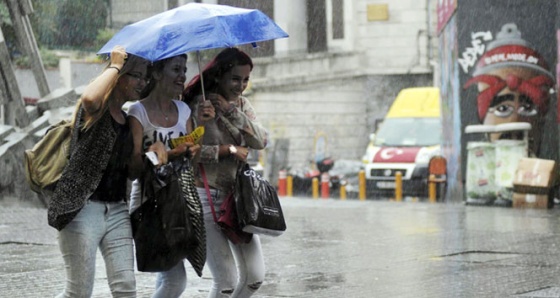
[228,145,237,155]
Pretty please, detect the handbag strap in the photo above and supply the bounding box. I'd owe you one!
[139,161,153,212]
[199,164,219,223]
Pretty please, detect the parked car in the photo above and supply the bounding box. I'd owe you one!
[290,158,334,197]
[329,159,363,198]
[290,158,362,198]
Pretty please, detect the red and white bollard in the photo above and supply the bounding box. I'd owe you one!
[321,172,330,199]
[277,170,287,196]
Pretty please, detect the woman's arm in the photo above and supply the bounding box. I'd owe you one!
[194,96,225,164]
[207,94,267,150]
[166,108,201,160]
[81,46,126,114]
[222,97,268,150]
[128,116,167,179]
[128,117,147,179]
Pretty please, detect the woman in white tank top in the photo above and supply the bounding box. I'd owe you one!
[128,54,199,298]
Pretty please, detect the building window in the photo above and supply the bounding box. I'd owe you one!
[332,0,344,39]
[307,0,327,53]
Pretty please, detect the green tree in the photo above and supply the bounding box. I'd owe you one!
[55,0,107,49]
[6,0,111,52]
[0,3,9,24]
[30,0,58,47]
[0,2,20,57]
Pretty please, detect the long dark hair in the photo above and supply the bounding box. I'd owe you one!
[140,54,188,98]
[182,47,253,106]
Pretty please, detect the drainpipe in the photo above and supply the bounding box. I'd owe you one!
[427,0,433,68]
[427,0,439,88]
[405,0,435,75]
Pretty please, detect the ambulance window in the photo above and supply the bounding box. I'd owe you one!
[374,118,441,147]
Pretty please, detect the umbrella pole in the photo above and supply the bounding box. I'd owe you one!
[197,50,206,101]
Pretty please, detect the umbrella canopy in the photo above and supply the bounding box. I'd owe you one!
[98,3,289,62]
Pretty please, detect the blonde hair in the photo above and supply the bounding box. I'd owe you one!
[73,54,147,130]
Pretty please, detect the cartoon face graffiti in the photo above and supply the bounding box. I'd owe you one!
[464,23,554,156]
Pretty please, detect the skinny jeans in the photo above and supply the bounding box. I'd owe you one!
[153,260,187,298]
[197,187,265,298]
[56,200,136,298]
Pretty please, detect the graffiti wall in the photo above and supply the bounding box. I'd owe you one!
[441,0,558,202]
[437,0,457,35]
[438,15,461,200]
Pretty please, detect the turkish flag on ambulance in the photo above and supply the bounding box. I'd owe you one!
[372,147,421,163]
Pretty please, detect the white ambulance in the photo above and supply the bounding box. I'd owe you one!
[362,87,442,198]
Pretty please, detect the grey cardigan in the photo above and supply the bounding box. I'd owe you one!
[48,109,120,230]
[195,96,267,193]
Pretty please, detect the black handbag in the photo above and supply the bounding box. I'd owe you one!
[131,158,206,275]
[235,163,287,236]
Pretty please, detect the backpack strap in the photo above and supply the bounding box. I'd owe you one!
[69,106,83,158]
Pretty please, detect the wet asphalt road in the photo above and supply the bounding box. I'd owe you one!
[2,197,560,298]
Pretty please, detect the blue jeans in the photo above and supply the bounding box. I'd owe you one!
[56,200,136,298]
[198,188,265,298]
[153,260,186,298]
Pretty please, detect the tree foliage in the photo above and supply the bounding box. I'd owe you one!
[1,2,19,57]
[54,0,107,48]
[29,0,59,47]
[0,3,10,26]
[1,0,111,65]
[29,0,108,49]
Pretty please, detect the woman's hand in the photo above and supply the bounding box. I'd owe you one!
[110,45,127,71]
[146,141,168,166]
[208,93,234,114]
[171,141,200,159]
[231,145,250,162]
[188,144,201,158]
[81,45,128,114]
[198,99,216,121]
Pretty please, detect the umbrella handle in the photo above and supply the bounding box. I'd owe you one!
[197,51,207,102]
[196,51,211,119]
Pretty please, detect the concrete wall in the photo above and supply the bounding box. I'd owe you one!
[110,0,166,28]
[252,76,367,169]
[274,0,307,55]
[355,0,436,74]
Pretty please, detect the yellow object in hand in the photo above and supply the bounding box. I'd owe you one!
[170,126,205,149]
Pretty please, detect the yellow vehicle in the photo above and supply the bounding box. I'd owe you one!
[362,87,441,198]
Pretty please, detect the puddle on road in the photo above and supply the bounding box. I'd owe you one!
[433,250,522,263]
[517,286,560,297]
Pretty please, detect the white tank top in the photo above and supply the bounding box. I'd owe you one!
[127,99,191,150]
[128,99,192,212]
